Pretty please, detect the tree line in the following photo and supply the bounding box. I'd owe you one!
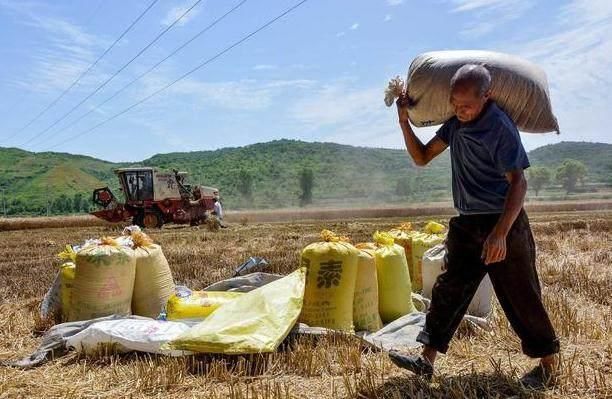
[528,159,589,196]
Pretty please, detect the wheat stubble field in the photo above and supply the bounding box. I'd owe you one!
[0,211,610,399]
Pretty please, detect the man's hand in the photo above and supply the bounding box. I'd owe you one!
[481,227,508,265]
[396,95,411,125]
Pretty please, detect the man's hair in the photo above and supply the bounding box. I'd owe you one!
[450,64,492,96]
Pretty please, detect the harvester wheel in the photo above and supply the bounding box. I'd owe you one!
[143,209,164,229]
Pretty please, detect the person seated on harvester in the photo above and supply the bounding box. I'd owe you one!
[390,64,560,389]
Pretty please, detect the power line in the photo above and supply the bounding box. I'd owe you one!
[43,0,309,152]
[19,0,204,148]
[2,0,159,144]
[31,0,249,149]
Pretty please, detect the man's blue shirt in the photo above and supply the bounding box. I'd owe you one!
[436,102,530,215]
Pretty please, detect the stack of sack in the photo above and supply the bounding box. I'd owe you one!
[387,221,446,293]
[298,229,418,332]
[56,229,175,322]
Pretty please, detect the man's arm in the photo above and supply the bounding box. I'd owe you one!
[397,98,447,166]
[482,169,527,265]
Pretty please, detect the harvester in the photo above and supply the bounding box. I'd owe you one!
[91,167,219,228]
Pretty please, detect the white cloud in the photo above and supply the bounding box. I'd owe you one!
[450,0,508,12]
[0,0,108,93]
[509,0,612,147]
[253,64,277,71]
[336,31,346,37]
[387,0,404,6]
[449,0,535,38]
[384,14,392,22]
[161,1,201,27]
[164,78,317,111]
[350,23,360,30]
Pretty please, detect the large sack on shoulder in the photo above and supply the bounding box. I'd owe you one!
[353,249,383,332]
[70,238,136,321]
[299,230,359,332]
[129,232,175,319]
[373,232,417,323]
[165,268,305,354]
[384,50,560,133]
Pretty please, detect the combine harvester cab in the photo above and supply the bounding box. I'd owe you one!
[92,167,219,228]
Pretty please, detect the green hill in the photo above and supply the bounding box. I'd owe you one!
[0,140,610,215]
[528,141,612,182]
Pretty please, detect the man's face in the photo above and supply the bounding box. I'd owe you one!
[450,84,490,123]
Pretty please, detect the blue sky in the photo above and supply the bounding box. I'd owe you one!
[0,0,610,162]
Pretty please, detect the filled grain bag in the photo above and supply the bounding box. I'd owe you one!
[411,233,445,292]
[129,232,175,319]
[387,229,425,292]
[373,232,417,323]
[70,238,136,321]
[59,262,76,321]
[299,230,359,332]
[384,50,560,133]
[353,249,383,332]
[166,289,244,321]
[165,268,305,354]
[422,244,493,317]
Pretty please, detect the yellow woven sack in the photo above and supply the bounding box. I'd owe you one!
[355,242,378,251]
[130,232,176,319]
[299,230,359,332]
[70,238,136,321]
[353,249,383,332]
[59,262,76,321]
[165,268,306,354]
[388,230,426,291]
[424,221,446,234]
[166,291,244,321]
[412,234,445,292]
[373,232,416,323]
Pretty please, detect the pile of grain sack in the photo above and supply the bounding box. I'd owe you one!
[56,229,175,322]
[298,222,493,333]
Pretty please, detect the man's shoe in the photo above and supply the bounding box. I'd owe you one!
[519,365,558,390]
[388,351,434,379]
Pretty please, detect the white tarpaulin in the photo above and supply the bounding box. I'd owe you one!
[66,317,193,357]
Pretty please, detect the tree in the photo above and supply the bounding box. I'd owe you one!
[299,168,314,207]
[237,169,254,200]
[556,159,588,195]
[395,177,412,198]
[527,166,552,197]
[72,193,84,213]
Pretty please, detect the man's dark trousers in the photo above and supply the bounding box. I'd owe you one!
[417,210,560,358]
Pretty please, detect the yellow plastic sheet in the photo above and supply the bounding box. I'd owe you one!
[166,268,306,354]
[166,291,243,321]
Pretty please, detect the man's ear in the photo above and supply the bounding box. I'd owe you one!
[483,89,492,100]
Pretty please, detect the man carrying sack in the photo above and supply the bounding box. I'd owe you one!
[389,64,560,389]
